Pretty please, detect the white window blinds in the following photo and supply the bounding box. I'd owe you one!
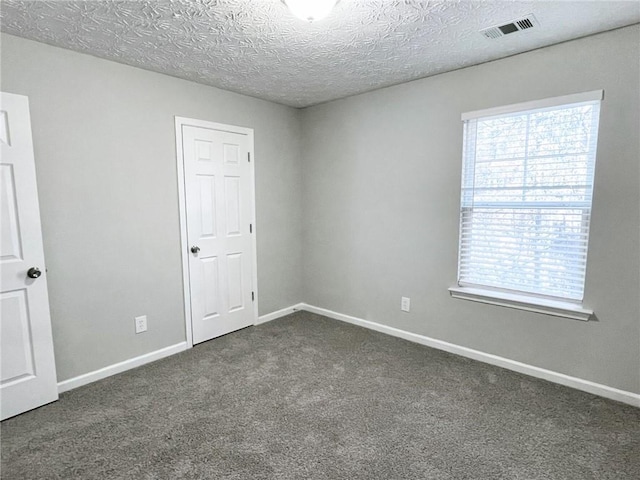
[457,92,602,302]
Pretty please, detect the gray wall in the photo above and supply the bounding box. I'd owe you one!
[301,26,640,394]
[3,26,639,395]
[1,34,303,382]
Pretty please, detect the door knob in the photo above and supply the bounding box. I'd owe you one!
[190,246,201,254]
[27,267,42,279]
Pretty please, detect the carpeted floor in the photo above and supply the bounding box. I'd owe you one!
[1,311,639,479]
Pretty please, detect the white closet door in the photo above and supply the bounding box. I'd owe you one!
[182,124,255,344]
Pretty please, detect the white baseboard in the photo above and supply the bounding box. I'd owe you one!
[57,304,305,394]
[299,303,640,408]
[57,342,188,394]
[256,303,305,325]
[56,304,639,407]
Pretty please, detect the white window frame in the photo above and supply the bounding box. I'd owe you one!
[449,90,603,321]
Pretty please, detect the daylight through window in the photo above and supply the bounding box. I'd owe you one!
[456,91,602,303]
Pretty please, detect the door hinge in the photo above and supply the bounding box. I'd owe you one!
[252,291,255,301]
[250,223,253,233]
[248,152,251,162]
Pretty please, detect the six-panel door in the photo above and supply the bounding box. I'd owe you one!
[1,92,58,420]
[182,125,254,344]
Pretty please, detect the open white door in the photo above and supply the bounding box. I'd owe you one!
[1,92,58,420]
[177,119,257,345]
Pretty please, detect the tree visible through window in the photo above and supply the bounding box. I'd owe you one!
[457,92,602,302]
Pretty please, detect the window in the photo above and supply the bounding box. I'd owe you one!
[450,91,603,320]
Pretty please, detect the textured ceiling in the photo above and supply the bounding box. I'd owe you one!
[1,1,638,108]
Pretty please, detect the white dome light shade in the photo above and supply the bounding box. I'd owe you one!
[285,0,339,22]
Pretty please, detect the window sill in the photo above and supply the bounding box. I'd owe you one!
[448,287,593,321]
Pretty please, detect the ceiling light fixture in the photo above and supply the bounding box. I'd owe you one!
[285,0,338,22]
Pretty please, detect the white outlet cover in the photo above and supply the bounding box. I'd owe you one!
[401,297,411,312]
[135,315,147,334]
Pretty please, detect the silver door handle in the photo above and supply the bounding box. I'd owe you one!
[190,246,200,254]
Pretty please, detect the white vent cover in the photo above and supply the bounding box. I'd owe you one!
[480,14,539,40]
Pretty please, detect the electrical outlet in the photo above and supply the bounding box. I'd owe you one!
[135,315,147,334]
[401,297,411,312]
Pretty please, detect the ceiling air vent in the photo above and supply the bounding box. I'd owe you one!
[480,14,539,40]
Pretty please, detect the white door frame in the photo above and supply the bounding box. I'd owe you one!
[174,117,258,348]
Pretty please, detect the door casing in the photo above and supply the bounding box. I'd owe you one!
[175,117,258,347]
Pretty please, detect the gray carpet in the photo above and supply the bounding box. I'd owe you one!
[1,311,639,479]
